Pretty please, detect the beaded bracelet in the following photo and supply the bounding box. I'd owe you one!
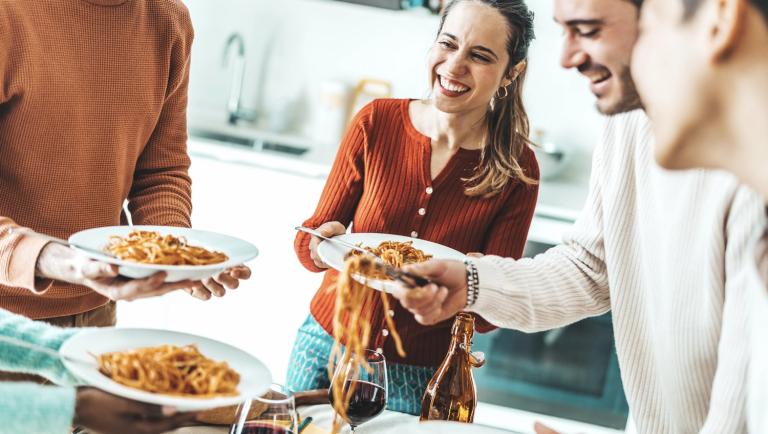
[464,259,479,308]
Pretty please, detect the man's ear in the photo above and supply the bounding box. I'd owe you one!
[709,0,748,62]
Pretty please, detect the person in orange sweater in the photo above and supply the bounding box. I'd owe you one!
[289,0,540,414]
[0,0,250,346]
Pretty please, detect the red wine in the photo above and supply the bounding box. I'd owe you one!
[329,380,387,427]
[239,422,294,434]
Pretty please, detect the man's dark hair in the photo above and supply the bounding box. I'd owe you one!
[755,0,768,19]
[682,0,768,21]
[630,0,767,21]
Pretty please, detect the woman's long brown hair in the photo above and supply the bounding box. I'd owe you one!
[437,0,538,197]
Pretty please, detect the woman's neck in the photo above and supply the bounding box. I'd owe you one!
[427,101,487,151]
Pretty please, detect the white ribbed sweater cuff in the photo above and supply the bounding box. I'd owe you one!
[467,256,518,323]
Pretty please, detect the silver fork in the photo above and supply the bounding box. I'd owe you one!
[9,227,117,259]
[295,226,431,288]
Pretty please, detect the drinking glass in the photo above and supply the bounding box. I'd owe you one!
[328,349,388,432]
[231,383,298,434]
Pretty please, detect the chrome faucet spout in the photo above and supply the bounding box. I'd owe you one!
[223,32,254,125]
[223,33,245,65]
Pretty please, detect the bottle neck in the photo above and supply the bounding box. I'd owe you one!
[448,333,472,354]
[448,314,475,354]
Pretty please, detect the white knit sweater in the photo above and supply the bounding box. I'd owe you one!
[469,110,766,434]
[748,225,767,433]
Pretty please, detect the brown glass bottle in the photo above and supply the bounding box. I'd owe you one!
[419,313,485,423]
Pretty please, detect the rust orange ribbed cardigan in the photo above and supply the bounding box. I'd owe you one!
[295,99,539,367]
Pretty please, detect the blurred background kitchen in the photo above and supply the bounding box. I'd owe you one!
[118,0,625,432]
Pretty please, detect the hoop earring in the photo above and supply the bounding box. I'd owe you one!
[495,85,509,100]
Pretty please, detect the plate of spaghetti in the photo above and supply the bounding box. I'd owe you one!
[68,225,259,282]
[316,233,466,293]
[59,328,272,411]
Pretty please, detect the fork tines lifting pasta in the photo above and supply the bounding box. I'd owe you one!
[350,240,432,279]
[97,344,240,398]
[106,230,229,266]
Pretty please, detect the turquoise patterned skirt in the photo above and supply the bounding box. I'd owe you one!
[285,315,436,415]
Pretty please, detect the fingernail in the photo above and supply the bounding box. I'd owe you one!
[162,406,177,416]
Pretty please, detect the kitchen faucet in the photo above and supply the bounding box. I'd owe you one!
[223,32,256,125]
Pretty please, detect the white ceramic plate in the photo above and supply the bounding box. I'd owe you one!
[68,225,259,282]
[377,421,521,434]
[60,328,272,411]
[316,233,466,293]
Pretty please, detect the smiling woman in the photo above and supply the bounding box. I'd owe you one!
[290,0,540,417]
[431,0,537,195]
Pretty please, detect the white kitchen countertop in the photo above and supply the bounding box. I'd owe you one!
[188,136,331,179]
[171,403,624,434]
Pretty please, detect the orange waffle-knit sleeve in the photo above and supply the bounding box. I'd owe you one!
[294,103,374,272]
[474,146,539,332]
[0,11,53,295]
[0,7,10,105]
[0,218,54,294]
[128,7,193,228]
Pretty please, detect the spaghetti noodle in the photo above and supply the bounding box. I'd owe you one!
[329,247,428,432]
[106,230,228,266]
[97,344,240,398]
[350,241,432,280]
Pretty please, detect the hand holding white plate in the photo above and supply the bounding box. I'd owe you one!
[60,328,272,411]
[68,225,258,283]
[316,233,466,293]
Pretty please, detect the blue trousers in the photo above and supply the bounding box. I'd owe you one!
[285,315,436,415]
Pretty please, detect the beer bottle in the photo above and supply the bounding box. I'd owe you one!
[420,313,485,423]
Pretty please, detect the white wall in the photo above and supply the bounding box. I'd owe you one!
[185,0,604,166]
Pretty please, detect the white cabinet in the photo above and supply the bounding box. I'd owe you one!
[117,145,328,384]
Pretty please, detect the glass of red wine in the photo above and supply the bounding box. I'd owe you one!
[329,349,388,432]
[230,383,298,434]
